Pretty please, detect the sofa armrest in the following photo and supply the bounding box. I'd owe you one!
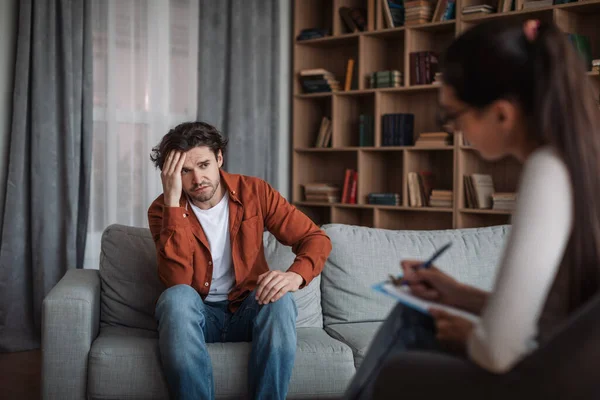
[42,269,100,400]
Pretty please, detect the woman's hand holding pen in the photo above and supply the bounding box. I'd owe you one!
[400,260,466,308]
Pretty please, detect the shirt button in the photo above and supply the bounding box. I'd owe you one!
[204,282,209,287]
[208,261,213,266]
[183,214,187,218]
[231,191,236,195]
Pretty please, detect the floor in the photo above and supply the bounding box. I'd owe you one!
[0,350,41,400]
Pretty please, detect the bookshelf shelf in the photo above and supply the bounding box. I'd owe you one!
[405,207,454,213]
[293,0,599,230]
[461,7,555,23]
[460,208,513,215]
[295,33,362,46]
[295,93,333,99]
[588,71,599,77]
[294,147,360,152]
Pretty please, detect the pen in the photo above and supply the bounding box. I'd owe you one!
[389,242,452,286]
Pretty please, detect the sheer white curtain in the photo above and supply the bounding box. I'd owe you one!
[86,0,198,268]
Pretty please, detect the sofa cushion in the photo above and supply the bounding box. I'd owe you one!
[325,322,383,368]
[87,326,355,399]
[320,224,509,326]
[99,224,323,331]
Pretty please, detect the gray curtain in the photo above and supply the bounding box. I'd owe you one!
[0,0,93,352]
[197,0,281,184]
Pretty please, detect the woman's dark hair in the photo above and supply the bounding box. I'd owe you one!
[150,121,229,170]
[442,20,600,311]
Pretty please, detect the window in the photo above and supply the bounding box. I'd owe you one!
[86,0,199,268]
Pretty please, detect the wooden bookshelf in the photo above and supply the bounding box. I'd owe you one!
[292,0,600,230]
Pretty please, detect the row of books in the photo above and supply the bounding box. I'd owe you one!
[409,51,439,85]
[414,132,452,147]
[299,69,340,93]
[382,113,414,146]
[369,70,403,88]
[303,183,340,203]
[313,117,332,148]
[341,169,358,204]
[368,193,401,206]
[407,171,451,207]
[381,0,455,27]
[464,174,494,209]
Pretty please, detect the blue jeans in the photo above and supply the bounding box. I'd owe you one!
[342,304,442,400]
[155,285,298,400]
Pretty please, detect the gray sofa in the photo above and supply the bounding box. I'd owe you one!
[42,223,509,399]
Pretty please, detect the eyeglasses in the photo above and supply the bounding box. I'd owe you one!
[436,106,470,134]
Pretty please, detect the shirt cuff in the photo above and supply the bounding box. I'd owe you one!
[162,206,190,228]
[287,261,314,289]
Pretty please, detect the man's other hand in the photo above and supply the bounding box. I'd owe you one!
[255,271,303,305]
[162,150,186,207]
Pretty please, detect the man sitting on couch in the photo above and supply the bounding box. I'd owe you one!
[147,121,332,400]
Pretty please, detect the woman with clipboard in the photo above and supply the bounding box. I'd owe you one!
[344,19,600,399]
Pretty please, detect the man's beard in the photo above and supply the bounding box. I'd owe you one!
[188,179,219,203]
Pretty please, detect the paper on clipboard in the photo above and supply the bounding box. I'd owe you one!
[373,281,481,324]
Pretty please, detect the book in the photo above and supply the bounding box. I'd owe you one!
[373,281,480,323]
[339,7,359,33]
[344,59,355,91]
[464,174,495,209]
[381,0,395,28]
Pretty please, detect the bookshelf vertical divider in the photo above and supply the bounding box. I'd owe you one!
[293,0,600,230]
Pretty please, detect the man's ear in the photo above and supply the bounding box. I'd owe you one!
[217,150,224,168]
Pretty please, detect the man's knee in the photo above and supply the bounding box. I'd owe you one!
[156,284,204,320]
[262,292,297,318]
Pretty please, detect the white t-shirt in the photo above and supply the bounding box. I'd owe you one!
[467,147,574,373]
[190,193,235,302]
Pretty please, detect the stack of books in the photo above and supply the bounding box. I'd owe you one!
[409,51,439,85]
[299,69,340,93]
[414,132,452,147]
[461,4,495,17]
[407,171,435,207]
[464,174,495,209]
[593,59,600,74]
[382,114,414,146]
[314,117,332,148]
[341,169,358,204]
[492,192,517,211]
[296,28,329,41]
[429,190,453,208]
[303,183,340,203]
[522,0,552,9]
[404,0,433,25]
[367,193,401,206]
[359,114,375,147]
[567,34,593,70]
[369,70,403,88]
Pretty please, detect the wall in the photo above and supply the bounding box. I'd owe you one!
[0,0,18,229]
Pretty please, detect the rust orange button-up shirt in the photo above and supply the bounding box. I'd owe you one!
[148,170,332,312]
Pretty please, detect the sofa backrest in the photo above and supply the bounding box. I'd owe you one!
[320,223,510,327]
[99,224,323,331]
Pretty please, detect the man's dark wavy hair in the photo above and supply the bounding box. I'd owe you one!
[150,121,229,170]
